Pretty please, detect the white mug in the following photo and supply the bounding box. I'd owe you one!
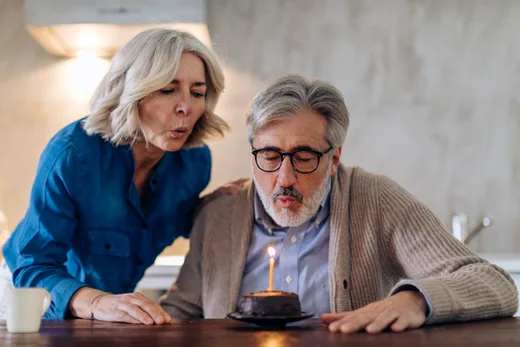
[6,288,51,333]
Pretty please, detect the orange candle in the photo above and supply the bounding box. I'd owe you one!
[268,247,275,291]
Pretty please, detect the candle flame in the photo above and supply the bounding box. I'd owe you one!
[268,247,276,258]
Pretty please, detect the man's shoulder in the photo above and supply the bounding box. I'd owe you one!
[337,165,408,206]
[338,165,381,190]
[340,165,401,190]
[349,166,378,179]
[198,180,254,218]
[340,165,418,209]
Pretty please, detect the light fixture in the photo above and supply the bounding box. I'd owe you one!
[76,49,98,60]
[24,0,210,59]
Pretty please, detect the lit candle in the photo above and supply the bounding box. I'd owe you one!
[267,247,275,291]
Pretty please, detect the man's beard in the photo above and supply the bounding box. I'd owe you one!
[254,163,332,227]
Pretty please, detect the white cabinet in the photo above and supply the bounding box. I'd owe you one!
[136,256,183,291]
[509,273,520,317]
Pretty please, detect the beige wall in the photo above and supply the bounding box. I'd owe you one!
[1,0,519,255]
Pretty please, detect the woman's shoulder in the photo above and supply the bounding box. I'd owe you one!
[46,117,117,162]
[175,145,212,193]
[33,120,96,189]
[178,144,211,169]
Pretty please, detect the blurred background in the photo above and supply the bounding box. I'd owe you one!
[0,0,519,259]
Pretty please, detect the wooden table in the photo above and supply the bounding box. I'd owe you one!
[1,318,519,346]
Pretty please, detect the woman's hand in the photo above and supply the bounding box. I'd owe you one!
[92,292,172,325]
[69,288,172,324]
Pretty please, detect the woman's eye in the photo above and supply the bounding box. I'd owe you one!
[160,89,175,95]
[192,91,205,98]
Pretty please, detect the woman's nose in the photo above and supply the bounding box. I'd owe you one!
[175,94,191,116]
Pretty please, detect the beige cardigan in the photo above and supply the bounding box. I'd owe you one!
[160,165,518,324]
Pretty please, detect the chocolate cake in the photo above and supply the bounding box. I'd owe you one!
[239,290,302,316]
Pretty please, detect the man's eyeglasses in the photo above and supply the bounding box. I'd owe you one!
[251,146,333,174]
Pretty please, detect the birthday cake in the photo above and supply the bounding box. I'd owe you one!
[239,290,302,316]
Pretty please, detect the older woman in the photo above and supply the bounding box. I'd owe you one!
[2,29,229,324]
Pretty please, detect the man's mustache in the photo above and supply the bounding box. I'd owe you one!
[272,186,304,203]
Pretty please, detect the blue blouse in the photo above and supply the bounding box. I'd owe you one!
[2,119,211,319]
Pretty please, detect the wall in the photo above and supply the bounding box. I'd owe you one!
[0,0,519,255]
[0,0,112,250]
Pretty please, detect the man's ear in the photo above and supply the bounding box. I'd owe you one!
[330,146,342,176]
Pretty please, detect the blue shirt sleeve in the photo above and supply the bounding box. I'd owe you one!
[179,145,212,239]
[2,137,87,319]
[198,145,212,195]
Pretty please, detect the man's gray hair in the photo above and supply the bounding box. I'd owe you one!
[246,75,349,148]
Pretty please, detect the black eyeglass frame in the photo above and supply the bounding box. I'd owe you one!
[251,146,333,174]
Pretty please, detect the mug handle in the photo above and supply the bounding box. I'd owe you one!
[39,288,51,316]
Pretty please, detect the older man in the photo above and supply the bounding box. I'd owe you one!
[160,75,518,334]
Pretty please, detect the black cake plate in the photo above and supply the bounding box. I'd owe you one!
[226,312,314,327]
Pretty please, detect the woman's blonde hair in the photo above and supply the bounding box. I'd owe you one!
[83,28,229,148]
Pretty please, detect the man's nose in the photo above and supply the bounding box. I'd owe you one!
[276,155,297,187]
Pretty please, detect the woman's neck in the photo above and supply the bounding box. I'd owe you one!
[131,141,165,171]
